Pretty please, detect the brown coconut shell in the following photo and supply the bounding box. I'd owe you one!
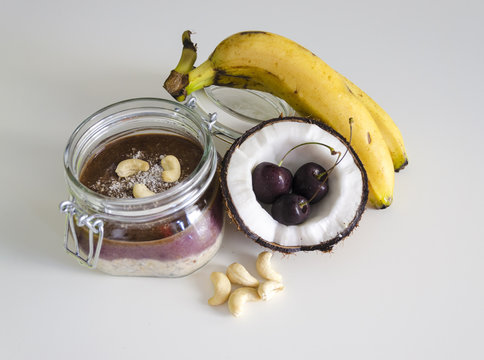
[220,116,369,253]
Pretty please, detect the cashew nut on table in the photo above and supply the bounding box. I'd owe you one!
[256,251,282,282]
[226,263,259,287]
[208,252,285,317]
[227,287,261,317]
[208,272,231,306]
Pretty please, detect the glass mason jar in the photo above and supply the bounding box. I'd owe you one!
[60,88,294,277]
[60,98,224,277]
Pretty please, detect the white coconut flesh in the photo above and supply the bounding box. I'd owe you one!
[222,118,368,251]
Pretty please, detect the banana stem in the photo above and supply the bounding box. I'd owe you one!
[184,60,216,96]
[163,30,198,101]
[174,31,197,73]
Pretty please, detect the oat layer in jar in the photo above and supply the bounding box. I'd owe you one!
[60,98,224,277]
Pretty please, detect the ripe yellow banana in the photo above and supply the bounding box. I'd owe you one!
[339,74,408,171]
[164,31,398,208]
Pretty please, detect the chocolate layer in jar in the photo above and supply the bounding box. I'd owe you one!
[74,133,224,277]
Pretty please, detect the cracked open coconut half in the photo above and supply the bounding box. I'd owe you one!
[220,117,368,253]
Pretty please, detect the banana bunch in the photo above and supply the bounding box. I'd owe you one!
[164,31,408,208]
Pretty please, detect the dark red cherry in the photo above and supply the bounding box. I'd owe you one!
[252,162,293,204]
[292,162,329,204]
[271,193,311,225]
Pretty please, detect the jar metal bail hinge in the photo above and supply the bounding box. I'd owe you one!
[185,96,197,109]
[185,95,216,129]
[206,112,218,131]
[186,94,237,145]
[186,96,217,128]
[59,200,104,268]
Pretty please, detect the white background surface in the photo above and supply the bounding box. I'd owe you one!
[1,1,483,359]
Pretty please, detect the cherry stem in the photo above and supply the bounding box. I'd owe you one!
[290,118,354,205]
[323,117,354,176]
[277,142,339,167]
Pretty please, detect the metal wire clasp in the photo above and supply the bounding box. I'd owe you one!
[185,95,218,130]
[59,200,104,268]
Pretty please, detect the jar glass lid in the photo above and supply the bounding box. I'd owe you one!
[187,86,295,143]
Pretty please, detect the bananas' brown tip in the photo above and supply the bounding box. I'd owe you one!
[369,195,393,209]
[380,196,393,209]
[395,158,409,172]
